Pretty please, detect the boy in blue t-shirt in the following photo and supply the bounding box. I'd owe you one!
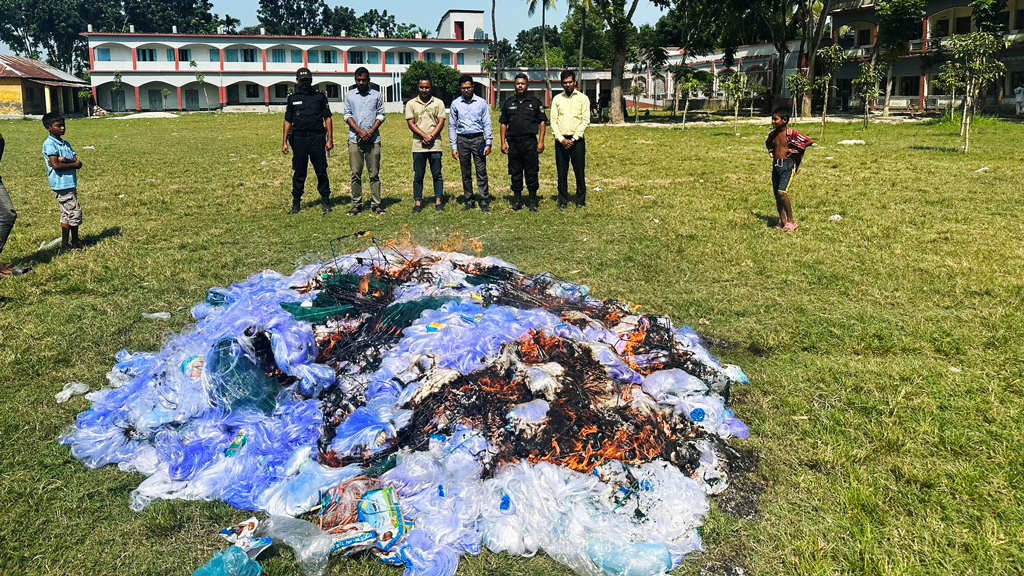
[42,112,84,250]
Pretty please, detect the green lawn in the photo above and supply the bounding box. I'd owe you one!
[1,110,1022,576]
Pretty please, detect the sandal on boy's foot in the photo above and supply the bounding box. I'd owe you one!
[434,202,444,212]
[71,241,85,251]
[372,205,387,215]
[784,222,799,231]
[412,204,423,213]
[772,222,784,230]
[347,204,362,216]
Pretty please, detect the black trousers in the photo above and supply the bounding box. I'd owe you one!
[507,135,540,201]
[555,137,586,205]
[290,132,330,200]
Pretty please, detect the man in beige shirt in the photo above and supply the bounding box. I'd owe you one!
[549,69,591,208]
[405,77,447,212]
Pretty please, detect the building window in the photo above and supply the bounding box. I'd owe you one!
[178,48,191,62]
[210,48,220,61]
[291,50,303,63]
[385,52,395,65]
[225,49,239,62]
[95,48,111,61]
[899,76,919,96]
[307,50,319,63]
[325,85,339,98]
[366,51,379,65]
[857,28,871,46]
[242,49,257,62]
[166,49,174,61]
[348,50,363,64]
[998,11,1010,32]
[272,49,286,63]
[457,54,464,65]
[398,52,413,65]
[425,52,436,62]
[275,84,289,98]
[323,50,337,64]
[441,53,451,65]
[136,48,157,61]
[954,16,971,35]
[1016,9,1024,30]
[246,84,259,98]
[934,19,950,37]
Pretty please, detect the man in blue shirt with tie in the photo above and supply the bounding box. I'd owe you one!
[448,75,492,212]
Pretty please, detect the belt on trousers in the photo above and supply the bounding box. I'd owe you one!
[507,134,537,140]
[290,130,325,137]
[458,132,484,138]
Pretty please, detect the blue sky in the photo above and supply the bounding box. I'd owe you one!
[210,1,667,38]
[0,1,668,56]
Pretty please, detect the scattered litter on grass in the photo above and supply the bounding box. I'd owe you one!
[949,366,962,373]
[142,312,172,320]
[62,245,752,576]
[643,196,655,200]
[593,186,602,192]
[837,140,865,145]
[56,382,89,403]
[119,194,125,198]
[39,237,61,250]
[828,215,843,222]
[825,156,834,160]
[110,112,179,120]
[975,167,989,173]
[261,161,267,166]
[82,145,96,150]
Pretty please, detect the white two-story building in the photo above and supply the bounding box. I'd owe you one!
[83,10,489,113]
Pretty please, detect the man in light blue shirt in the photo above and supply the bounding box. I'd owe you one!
[343,67,387,215]
[448,75,492,212]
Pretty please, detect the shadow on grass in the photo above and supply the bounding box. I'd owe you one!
[12,226,122,268]
[751,211,782,229]
[910,145,960,153]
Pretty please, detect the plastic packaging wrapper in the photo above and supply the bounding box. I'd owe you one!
[191,545,263,576]
[62,246,752,576]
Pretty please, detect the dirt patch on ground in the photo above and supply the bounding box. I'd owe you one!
[715,442,764,520]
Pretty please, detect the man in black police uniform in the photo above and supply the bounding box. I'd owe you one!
[282,67,334,214]
[499,73,548,211]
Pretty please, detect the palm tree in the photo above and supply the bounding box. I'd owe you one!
[526,0,557,103]
[570,0,593,83]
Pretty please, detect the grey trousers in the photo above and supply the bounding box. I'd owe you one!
[349,141,382,207]
[0,177,16,254]
[456,134,489,204]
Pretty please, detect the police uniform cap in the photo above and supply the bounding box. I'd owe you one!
[296,67,313,80]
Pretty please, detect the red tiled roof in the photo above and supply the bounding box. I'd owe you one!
[0,55,88,85]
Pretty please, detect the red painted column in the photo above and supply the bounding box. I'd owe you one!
[264,86,270,104]
[418,51,423,61]
[453,53,458,70]
[262,49,267,72]
[303,50,308,67]
[176,87,182,110]
[381,50,386,73]
[131,48,137,71]
[220,48,225,71]
[134,85,141,110]
[343,50,347,73]
[88,47,95,71]
[91,86,97,104]
[174,47,179,71]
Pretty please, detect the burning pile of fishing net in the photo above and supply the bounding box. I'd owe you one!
[61,245,751,576]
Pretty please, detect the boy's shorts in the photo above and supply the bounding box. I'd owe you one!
[54,187,83,226]
[772,158,797,193]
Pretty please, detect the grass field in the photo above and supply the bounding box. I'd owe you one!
[1,109,1022,576]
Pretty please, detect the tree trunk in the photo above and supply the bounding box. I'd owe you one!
[820,88,829,140]
[542,6,552,104]
[578,4,586,82]
[883,63,893,117]
[949,85,956,121]
[492,0,500,108]
[960,79,971,137]
[801,50,819,118]
[673,84,680,116]
[771,42,788,102]
[734,99,740,135]
[609,48,627,124]
[683,96,690,129]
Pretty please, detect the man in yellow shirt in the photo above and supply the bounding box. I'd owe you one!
[549,69,590,208]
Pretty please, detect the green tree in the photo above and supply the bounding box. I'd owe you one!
[852,61,882,127]
[515,25,563,68]
[257,0,326,36]
[161,87,172,110]
[745,75,768,118]
[492,0,501,109]
[122,0,224,34]
[561,1,611,70]
[628,80,644,122]
[815,43,846,140]
[876,0,926,116]
[190,60,209,111]
[748,0,803,101]
[402,60,462,105]
[786,69,812,117]
[946,32,1007,152]
[526,0,558,101]
[591,0,664,125]
[720,71,745,134]
[77,87,92,116]
[321,6,366,37]
[935,61,965,121]
[970,0,1008,35]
